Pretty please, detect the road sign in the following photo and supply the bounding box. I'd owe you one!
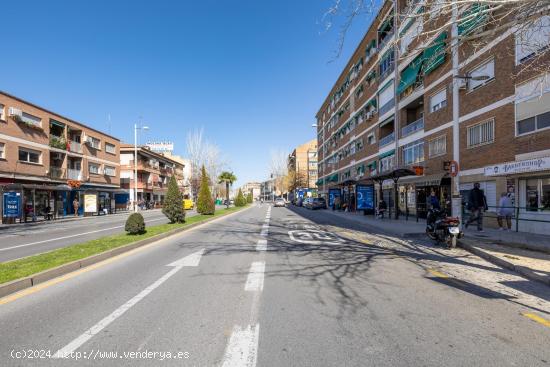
[450,160,459,177]
[3,192,21,218]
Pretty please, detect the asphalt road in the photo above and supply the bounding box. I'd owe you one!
[0,204,549,366]
[0,207,225,263]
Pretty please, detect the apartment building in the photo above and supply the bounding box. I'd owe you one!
[315,1,550,233]
[119,145,185,208]
[288,139,318,190]
[241,182,262,200]
[0,91,121,223]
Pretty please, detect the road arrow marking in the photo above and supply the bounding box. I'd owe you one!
[52,249,205,359]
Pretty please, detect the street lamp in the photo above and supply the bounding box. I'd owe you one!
[134,124,149,212]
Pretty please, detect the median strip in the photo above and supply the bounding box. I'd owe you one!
[0,206,250,299]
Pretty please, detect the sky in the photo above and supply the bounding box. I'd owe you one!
[2,0,377,187]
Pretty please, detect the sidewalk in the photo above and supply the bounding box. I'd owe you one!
[319,208,550,286]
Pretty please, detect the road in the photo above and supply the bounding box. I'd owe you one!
[0,207,225,263]
[0,204,549,366]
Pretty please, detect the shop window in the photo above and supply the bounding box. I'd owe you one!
[18,148,41,164]
[468,59,495,91]
[467,119,494,148]
[428,135,446,157]
[523,178,550,211]
[526,179,539,211]
[0,142,4,159]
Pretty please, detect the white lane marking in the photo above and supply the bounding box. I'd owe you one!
[52,249,205,358]
[244,261,265,292]
[0,218,166,252]
[221,324,260,367]
[256,239,267,252]
[260,229,269,237]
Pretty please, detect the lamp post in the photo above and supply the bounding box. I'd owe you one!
[134,123,149,212]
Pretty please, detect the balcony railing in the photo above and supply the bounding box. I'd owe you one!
[401,117,424,137]
[67,169,82,180]
[49,166,65,179]
[379,132,395,147]
[378,30,395,50]
[49,135,67,150]
[69,141,82,153]
[379,63,395,81]
[379,98,395,116]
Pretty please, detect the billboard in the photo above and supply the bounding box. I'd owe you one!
[328,188,341,208]
[146,141,174,153]
[84,194,97,213]
[3,192,21,218]
[356,185,374,210]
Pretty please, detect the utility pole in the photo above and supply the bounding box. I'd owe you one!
[451,1,463,225]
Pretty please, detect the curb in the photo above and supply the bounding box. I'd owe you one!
[0,205,254,299]
[458,238,550,287]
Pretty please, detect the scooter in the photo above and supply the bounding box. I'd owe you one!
[426,208,463,248]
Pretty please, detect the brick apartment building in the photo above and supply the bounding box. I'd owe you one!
[315,1,550,233]
[0,91,121,223]
[288,139,318,190]
[119,145,185,208]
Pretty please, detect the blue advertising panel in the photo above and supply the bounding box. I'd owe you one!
[356,185,374,210]
[297,189,305,199]
[3,192,22,218]
[329,188,341,208]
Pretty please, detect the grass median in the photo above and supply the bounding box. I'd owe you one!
[0,206,248,285]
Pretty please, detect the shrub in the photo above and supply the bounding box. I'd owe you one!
[125,213,146,235]
[235,189,246,207]
[246,192,253,204]
[163,176,186,223]
[197,165,215,215]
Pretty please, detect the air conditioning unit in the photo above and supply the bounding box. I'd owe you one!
[8,107,22,117]
[367,111,372,119]
[85,136,94,144]
[52,153,64,160]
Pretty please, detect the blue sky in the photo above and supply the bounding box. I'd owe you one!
[3,0,376,186]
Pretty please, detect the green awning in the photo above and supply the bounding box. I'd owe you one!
[50,119,65,128]
[379,149,395,159]
[378,15,394,33]
[397,55,424,95]
[315,178,324,186]
[367,97,377,109]
[367,161,377,169]
[459,3,489,36]
[366,70,376,81]
[366,39,377,54]
[423,32,447,75]
[327,174,339,183]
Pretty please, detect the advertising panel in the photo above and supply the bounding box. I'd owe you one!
[356,185,374,210]
[328,188,341,208]
[84,194,98,213]
[3,192,21,218]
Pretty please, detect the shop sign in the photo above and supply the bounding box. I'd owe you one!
[84,194,97,213]
[3,192,21,218]
[356,185,374,210]
[484,156,550,176]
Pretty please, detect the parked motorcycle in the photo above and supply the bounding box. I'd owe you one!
[426,208,463,248]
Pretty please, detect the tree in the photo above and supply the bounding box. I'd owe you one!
[324,0,550,82]
[218,171,237,209]
[235,188,246,207]
[197,165,215,215]
[246,192,253,204]
[162,175,186,223]
[287,170,308,192]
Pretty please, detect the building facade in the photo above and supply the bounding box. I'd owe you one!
[119,145,185,207]
[0,91,121,223]
[241,182,262,200]
[288,139,318,190]
[315,1,550,233]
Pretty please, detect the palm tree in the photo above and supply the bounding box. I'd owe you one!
[218,171,237,208]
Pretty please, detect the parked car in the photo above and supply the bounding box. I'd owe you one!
[311,198,327,210]
[274,198,286,207]
[303,198,314,209]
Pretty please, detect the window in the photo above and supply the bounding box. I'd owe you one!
[468,59,495,91]
[21,112,42,127]
[379,48,395,79]
[89,163,101,174]
[515,77,550,135]
[378,81,395,115]
[428,135,446,157]
[430,89,447,112]
[0,142,4,159]
[104,165,116,176]
[367,133,376,145]
[18,148,41,164]
[467,119,494,147]
[105,142,116,154]
[0,104,4,121]
[87,136,101,149]
[400,20,423,54]
[402,140,424,165]
[515,16,550,64]
[380,154,395,173]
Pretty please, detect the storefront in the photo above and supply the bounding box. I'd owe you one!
[483,155,550,234]
[398,173,450,219]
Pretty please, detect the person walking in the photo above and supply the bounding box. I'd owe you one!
[72,198,80,217]
[465,183,488,231]
[497,192,513,230]
[377,198,387,219]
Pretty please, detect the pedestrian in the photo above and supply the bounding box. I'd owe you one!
[377,198,387,219]
[428,190,441,210]
[465,182,488,231]
[72,198,80,217]
[497,192,513,230]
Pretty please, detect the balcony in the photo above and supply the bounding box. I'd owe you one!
[49,135,67,150]
[379,98,395,116]
[69,141,82,153]
[49,166,65,179]
[67,169,82,180]
[379,132,395,147]
[401,117,424,137]
[378,30,394,51]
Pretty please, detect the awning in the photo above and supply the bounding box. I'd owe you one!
[423,32,447,75]
[2,183,69,191]
[370,167,416,182]
[378,16,393,33]
[398,172,448,187]
[459,3,488,36]
[367,161,377,169]
[365,39,377,53]
[315,178,324,186]
[397,54,424,95]
[327,174,339,183]
[366,70,376,81]
[367,97,377,109]
[50,119,65,128]
[379,149,395,159]
[379,115,394,128]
